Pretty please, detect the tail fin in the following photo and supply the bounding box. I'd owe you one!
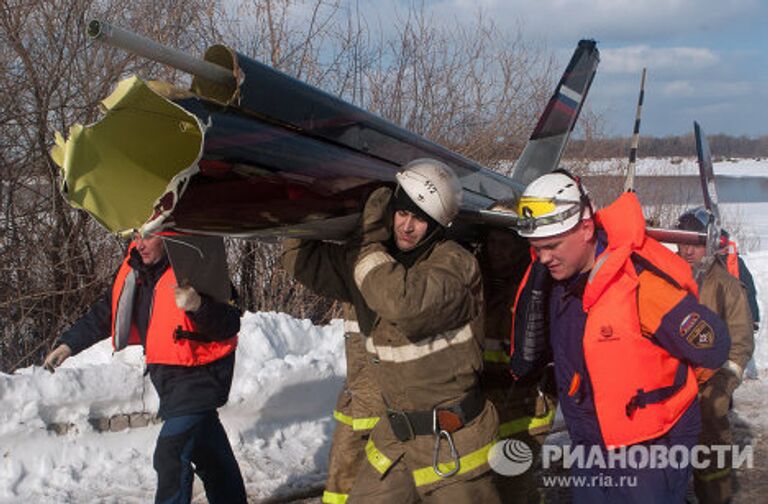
[510,39,600,187]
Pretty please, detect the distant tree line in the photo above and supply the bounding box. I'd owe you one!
[568,133,768,160]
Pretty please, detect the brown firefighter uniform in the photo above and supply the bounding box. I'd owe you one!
[481,266,556,503]
[694,258,755,504]
[347,238,500,503]
[282,241,386,504]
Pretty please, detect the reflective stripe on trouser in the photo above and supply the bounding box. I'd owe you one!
[694,374,736,504]
[153,411,246,504]
[483,338,509,364]
[325,378,380,503]
[324,420,367,502]
[325,415,377,503]
[483,349,510,364]
[363,439,496,487]
[325,316,383,503]
[498,406,556,439]
[334,408,380,432]
[351,443,502,504]
[322,490,350,504]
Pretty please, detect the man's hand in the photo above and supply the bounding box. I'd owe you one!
[43,344,72,373]
[361,187,393,245]
[174,285,202,312]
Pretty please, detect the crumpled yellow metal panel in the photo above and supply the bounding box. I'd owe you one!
[51,76,203,235]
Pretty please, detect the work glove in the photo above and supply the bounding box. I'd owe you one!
[360,187,393,245]
[43,344,72,373]
[174,285,202,312]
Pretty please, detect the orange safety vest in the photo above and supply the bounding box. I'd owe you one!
[724,240,740,279]
[110,245,237,366]
[583,192,700,447]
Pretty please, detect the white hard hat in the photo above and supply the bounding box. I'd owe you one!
[516,171,592,238]
[395,159,462,227]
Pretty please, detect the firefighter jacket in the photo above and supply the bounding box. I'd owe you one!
[538,193,730,448]
[698,258,754,379]
[352,236,498,492]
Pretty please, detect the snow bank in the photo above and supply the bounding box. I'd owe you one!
[0,312,345,502]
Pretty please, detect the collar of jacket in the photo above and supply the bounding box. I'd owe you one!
[386,227,445,268]
[127,248,170,285]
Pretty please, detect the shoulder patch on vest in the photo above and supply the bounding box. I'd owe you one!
[683,317,714,349]
[679,312,700,337]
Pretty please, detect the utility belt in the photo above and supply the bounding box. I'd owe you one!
[385,388,485,442]
[385,388,486,479]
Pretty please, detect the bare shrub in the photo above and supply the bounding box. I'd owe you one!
[1,0,558,371]
[0,0,224,372]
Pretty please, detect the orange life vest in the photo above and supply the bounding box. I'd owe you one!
[724,240,740,279]
[584,192,700,447]
[110,245,237,366]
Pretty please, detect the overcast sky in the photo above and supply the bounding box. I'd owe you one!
[358,0,767,138]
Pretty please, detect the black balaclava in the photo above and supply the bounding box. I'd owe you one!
[388,186,444,268]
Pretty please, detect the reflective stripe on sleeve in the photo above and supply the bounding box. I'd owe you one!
[354,251,395,289]
[364,323,474,363]
[343,320,361,334]
[412,440,495,487]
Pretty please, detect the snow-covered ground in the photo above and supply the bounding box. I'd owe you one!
[0,314,345,502]
[1,158,766,502]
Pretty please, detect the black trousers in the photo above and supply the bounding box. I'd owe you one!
[153,410,247,504]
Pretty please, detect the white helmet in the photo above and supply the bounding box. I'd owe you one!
[516,171,592,238]
[395,159,462,227]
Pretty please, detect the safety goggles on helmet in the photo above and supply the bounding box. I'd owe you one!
[515,169,592,238]
[516,196,584,234]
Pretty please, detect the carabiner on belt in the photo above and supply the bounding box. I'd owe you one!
[432,408,460,478]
